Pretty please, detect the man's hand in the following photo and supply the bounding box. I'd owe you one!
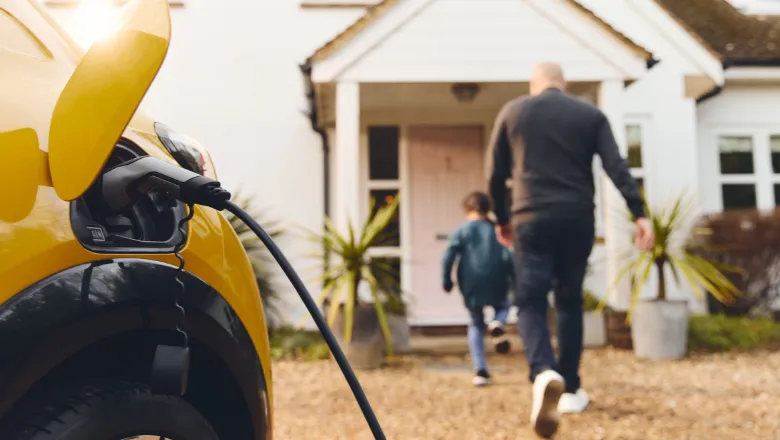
[634,217,654,252]
[495,223,513,248]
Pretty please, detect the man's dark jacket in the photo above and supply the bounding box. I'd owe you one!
[486,88,646,226]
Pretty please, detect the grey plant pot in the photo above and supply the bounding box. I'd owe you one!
[330,304,385,370]
[631,300,689,360]
[386,313,410,354]
[583,311,606,347]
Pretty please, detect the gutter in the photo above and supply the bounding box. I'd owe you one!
[723,58,780,68]
[299,62,331,284]
[696,85,723,104]
[696,57,780,104]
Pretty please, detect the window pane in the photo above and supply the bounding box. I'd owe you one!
[719,135,754,174]
[776,184,780,206]
[626,124,643,168]
[722,184,757,210]
[771,135,780,174]
[371,257,401,296]
[635,177,645,199]
[369,189,400,246]
[368,126,400,180]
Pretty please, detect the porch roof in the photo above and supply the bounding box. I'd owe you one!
[306,0,656,83]
[307,0,653,63]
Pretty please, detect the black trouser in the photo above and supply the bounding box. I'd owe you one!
[513,217,594,394]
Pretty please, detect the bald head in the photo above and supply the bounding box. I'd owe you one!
[530,62,566,96]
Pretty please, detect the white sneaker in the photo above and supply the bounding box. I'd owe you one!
[558,389,589,414]
[530,370,565,439]
[472,369,492,386]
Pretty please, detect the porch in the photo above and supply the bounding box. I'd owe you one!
[305,0,656,326]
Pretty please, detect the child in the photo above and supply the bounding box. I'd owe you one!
[442,191,515,386]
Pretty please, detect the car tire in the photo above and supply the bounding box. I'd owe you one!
[3,379,220,440]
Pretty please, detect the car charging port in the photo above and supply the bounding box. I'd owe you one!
[69,140,188,254]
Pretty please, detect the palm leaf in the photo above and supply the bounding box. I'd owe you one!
[609,193,744,322]
[363,268,394,357]
[298,194,402,351]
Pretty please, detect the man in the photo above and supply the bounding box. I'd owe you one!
[486,62,654,439]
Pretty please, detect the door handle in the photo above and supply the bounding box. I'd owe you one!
[435,233,449,241]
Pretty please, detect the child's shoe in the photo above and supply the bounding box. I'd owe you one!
[472,369,492,386]
[488,320,511,354]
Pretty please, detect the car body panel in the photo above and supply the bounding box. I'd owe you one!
[0,0,274,429]
[48,0,172,201]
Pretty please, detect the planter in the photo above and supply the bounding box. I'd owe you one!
[583,310,606,347]
[386,312,410,354]
[606,310,633,350]
[631,300,689,360]
[546,308,605,347]
[330,303,385,370]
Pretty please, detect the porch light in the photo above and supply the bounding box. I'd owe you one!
[451,83,480,103]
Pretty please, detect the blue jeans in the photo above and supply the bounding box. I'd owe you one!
[467,302,510,372]
[513,218,594,393]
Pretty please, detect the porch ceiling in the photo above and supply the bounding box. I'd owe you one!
[307,0,655,84]
[313,82,599,127]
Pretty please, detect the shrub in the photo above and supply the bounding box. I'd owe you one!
[269,327,330,361]
[689,208,780,318]
[688,314,780,353]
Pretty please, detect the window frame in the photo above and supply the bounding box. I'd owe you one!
[362,124,402,256]
[714,128,775,211]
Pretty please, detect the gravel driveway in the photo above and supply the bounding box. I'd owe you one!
[271,348,780,439]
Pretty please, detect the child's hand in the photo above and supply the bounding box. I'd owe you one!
[443,279,454,293]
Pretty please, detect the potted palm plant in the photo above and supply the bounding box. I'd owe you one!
[599,194,742,360]
[224,189,285,329]
[304,195,403,369]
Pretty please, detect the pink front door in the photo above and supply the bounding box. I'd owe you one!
[408,126,486,324]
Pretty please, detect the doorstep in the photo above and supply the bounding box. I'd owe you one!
[409,332,525,356]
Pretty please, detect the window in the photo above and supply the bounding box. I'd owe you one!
[719,135,754,174]
[771,136,780,207]
[368,126,399,180]
[369,189,400,247]
[370,257,401,296]
[625,122,647,198]
[626,124,643,169]
[0,8,52,60]
[718,135,758,210]
[366,125,401,249]
[771,135,780,174]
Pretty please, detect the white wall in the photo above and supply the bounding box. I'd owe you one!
[583,54,705,312]
[45,0,366,325]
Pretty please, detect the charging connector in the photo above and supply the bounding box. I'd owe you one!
[100,156,230,213]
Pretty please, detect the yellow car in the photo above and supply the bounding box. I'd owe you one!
[0,0,272,438]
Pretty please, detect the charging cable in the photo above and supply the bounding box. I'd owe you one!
[99,156,388,439]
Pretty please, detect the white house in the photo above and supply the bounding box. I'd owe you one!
[41,0,780,327]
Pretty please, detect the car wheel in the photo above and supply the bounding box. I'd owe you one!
[3,380,219,440]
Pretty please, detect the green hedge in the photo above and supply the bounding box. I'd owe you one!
[688,314,780,353]
[270,327,330,361]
